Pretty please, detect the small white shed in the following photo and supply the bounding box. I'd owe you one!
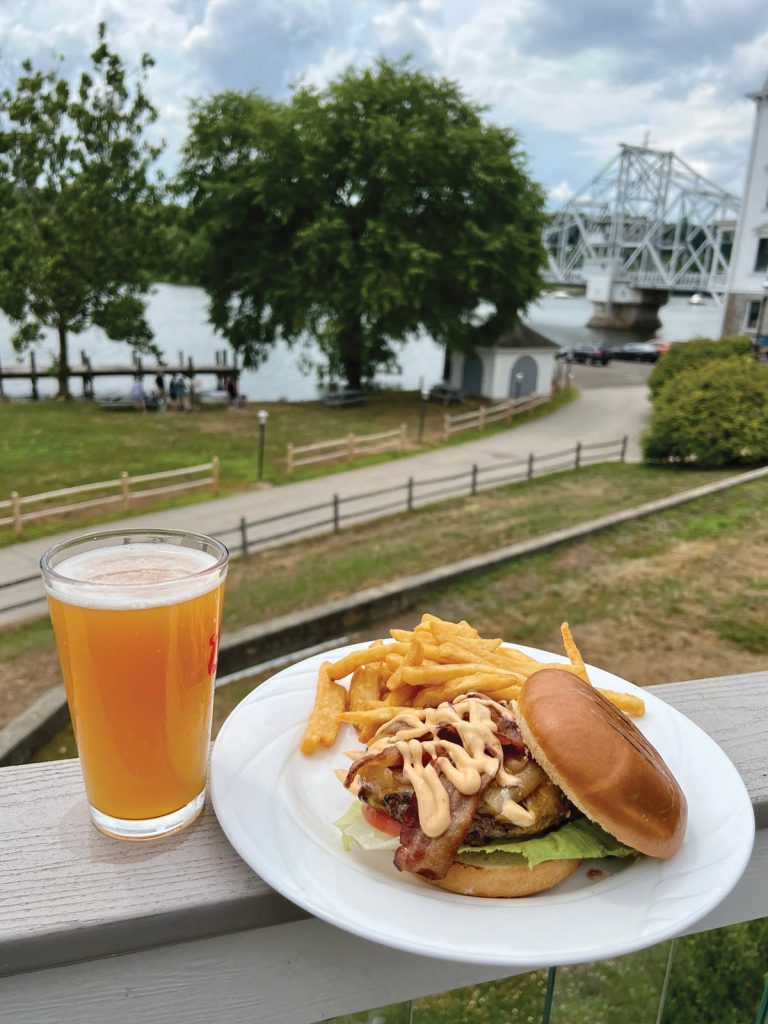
[447,323,559,400]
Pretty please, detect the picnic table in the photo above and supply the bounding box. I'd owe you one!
[320,388,367,407]
[429,383,464,404]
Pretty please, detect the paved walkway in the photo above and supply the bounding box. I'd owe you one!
[1,379,650,626]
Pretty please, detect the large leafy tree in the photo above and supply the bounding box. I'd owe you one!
[179,61,547,388]
[0,24,162,397]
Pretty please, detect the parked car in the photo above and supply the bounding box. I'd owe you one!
[569,344,612,366]
[608,342,659,363]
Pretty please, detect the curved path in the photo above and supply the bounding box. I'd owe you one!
[0,377,650,626]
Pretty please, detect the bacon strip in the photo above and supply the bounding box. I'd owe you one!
[394,771,492,880]
[344,744,402,791]
[495,714,526,755]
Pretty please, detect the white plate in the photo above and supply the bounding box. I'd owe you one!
[210,642,755,967]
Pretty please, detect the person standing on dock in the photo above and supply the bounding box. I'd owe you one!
[154,372,166,408]
[131,376,146,413]
[174,373,190,412]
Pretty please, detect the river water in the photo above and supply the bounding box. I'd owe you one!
[0,284,723,401]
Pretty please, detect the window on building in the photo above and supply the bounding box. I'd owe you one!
[744,300,761,331]
[755,237,768,273]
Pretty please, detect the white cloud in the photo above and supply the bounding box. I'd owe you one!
[549,181,574,204]
[0,0,765,199]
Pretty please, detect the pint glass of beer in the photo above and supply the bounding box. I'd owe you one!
[41,529,229,841]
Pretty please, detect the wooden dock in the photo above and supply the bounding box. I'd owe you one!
[0,350,238,399]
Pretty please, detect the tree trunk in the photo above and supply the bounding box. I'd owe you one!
[342,357,362,390]
[57,323,71,399]
[340,315,363,390]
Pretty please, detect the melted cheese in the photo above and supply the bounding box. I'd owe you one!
[366,694,535,838]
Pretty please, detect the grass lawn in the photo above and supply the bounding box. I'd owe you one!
[11,460,766,746]
[0,387,577,545]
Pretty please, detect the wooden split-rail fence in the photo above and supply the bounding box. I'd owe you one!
[285,424,407,475]
[0,459,220,538]
[442,393,550,440]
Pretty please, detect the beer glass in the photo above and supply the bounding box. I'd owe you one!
[41,529,229,841]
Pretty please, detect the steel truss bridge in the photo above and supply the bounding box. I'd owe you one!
[543,144,740,299]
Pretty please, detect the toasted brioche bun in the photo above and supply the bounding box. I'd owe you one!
[430,856,581,898]
[518,669,687,859]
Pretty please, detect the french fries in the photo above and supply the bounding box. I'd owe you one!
[300,662,347,755]
[298,614,646,755]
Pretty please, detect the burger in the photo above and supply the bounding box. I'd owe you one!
[336,668,687,897]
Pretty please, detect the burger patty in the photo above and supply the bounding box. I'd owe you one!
[358,769,572,845]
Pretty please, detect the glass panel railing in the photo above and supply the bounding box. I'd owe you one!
[323,919,768,1024]
[411,970,549,1022]
[658,920,768,1024]
[546,943,673,1023]
[322,1002,412,1024]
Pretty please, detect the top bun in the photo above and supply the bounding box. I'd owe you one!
[517,669,687,859]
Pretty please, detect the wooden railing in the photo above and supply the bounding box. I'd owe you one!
[285,424,407,475]
[0,458,220,538]
[442,393,550,440]
[0,671,765,1022]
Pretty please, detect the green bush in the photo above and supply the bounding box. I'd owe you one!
[661,919,768,1024]
[643,356,768,467]
[648,336,753,399]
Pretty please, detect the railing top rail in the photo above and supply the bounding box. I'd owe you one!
[415,468,474,487]
[291,436,349,455]
[17,477,124,504]
[341,482,408,504]
[128,462,212,485]
[6,461,215,507]
[292,426,404,457]
[0,671,765,982]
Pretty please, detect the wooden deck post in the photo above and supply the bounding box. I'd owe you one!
[212,456,220,496]
[11,492,22,537]
[478,406,486,431]
[443,412,451,441]
[346,433,355,462]
[120,472,130,511]
[286,444,294,476]
[399,423,407,450]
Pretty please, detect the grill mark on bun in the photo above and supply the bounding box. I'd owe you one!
[583,687,672,774]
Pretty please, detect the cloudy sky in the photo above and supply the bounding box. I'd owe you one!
[1,0,767,205]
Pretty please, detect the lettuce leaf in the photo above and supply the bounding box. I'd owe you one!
[334,802,637,868]
[456,818,636,869]
[334,802,399,852]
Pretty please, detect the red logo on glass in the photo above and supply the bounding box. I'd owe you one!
[208,632,220,676]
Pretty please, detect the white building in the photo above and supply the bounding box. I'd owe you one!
[446,323,559,401]
[721,72,768,340]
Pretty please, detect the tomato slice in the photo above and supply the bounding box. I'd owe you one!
[362,803,401,837]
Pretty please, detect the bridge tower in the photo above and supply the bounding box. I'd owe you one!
[720,72,768,343]
[544,144,740,330]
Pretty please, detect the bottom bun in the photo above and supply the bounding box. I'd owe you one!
[429,858,581,898]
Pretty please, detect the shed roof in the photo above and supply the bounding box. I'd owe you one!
[473,318,560,351]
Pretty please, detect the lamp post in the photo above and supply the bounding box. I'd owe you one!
[257,409,269,482]
[417,387,430,444]
[513,372,524,402]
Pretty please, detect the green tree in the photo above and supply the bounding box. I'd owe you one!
[643,356,768,467]
[179,60,547,389]
[0,24,162,398]
[647,335,752,399]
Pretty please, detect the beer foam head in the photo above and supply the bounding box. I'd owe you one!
[45,543,224,609]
